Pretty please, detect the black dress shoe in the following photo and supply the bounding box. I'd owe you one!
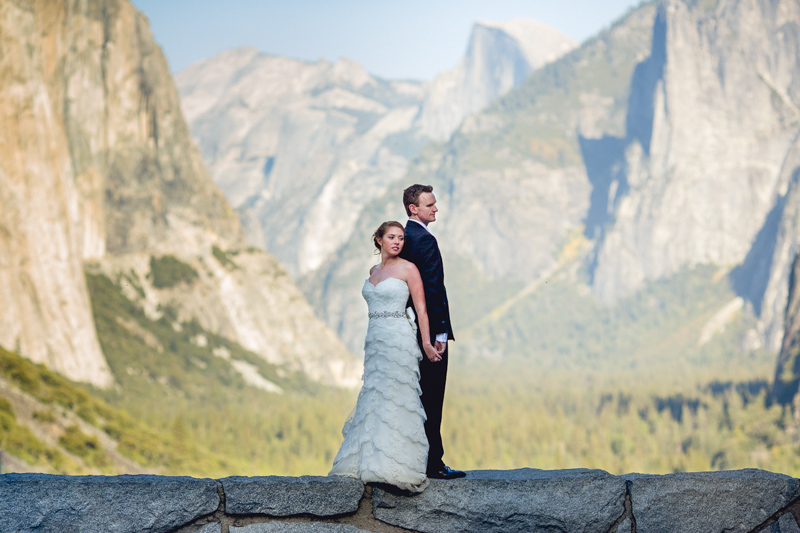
[427,466,466,479]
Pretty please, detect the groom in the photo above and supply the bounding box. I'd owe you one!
[400,184,465,480]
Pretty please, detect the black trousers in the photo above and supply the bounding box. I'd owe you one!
[419,342,448,473]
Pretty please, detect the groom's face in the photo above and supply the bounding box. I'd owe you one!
[412,192,438,225]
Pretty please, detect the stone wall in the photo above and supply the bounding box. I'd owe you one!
[2,468,800,532]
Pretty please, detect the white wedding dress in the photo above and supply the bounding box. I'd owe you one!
[329,277,429,492]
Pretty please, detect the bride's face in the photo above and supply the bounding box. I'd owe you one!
[379,228,405,257]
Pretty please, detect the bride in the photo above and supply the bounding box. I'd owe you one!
[329,221,443,492]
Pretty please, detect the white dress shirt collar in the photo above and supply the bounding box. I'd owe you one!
[407,218,431,234]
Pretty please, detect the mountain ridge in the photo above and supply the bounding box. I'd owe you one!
[415,18,577,140]
[0,0,359,387]
[297,3,658,352]
[176,18,576,279]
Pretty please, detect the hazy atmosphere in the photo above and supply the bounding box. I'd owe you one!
[4,1,800,520]
[131,0,641,78]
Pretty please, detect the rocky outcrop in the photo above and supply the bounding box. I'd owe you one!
[92,250,361,387]
[0,0,359,387]
[416,20,576,141]
[2,469,800,533]
[590,0,800,319]
[0,0,119,386]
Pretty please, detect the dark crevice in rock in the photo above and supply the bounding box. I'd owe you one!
[170,518,224,533]
[607,480,635,533]
[217,480,232,533]
[747,492,800,533]
[331,485,419,533]
[167,481,229,533]
[216,480,226,514]
[628,479,637,533]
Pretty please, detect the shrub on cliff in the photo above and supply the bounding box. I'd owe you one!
[149,255,199,288]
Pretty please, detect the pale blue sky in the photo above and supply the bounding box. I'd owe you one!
[132,0,645,80]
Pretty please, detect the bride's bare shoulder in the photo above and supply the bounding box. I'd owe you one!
[398,259,419,277]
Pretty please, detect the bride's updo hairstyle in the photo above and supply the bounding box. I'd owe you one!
[373,221,404,253]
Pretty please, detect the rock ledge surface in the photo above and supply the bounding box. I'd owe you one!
[1,469,799,533]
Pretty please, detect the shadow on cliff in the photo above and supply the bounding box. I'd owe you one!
[580,6,667,282]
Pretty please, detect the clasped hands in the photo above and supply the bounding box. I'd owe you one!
[424,341,446,362]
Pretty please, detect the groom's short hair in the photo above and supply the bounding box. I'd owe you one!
[403,184,434,216]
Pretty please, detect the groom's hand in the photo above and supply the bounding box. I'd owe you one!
[434,340,446,355]
[424,344,442,362]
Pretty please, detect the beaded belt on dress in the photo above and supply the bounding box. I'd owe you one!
[369,311,406,319]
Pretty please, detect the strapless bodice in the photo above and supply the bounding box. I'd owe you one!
[362,277,410,318]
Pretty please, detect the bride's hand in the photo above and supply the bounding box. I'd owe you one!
[423,343,441,363]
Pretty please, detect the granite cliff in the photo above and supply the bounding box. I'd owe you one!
[0,0,359,387]
[298,0,800,365]
[176,21,575,279]
[415,19,577,141]
[591,0,800,340]
[299,5,657,351]
[772,254,800,405]
[176,49,428,277]
[578,0,800,362]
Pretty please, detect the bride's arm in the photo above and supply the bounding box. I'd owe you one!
[406,264,442,363]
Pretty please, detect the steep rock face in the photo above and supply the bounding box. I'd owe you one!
[0,0,359,387]
[758,140,800,352]
[769,252,800,405]
[94,251,361,387]
[176,49,428,277]
[416,20,576,141]
[0,0,118,386]
[302,6,657,351]
[591,0,800,314]
[176,22,574,280]
[766,154,800,393]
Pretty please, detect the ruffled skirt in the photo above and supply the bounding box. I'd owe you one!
[329,315,429,492]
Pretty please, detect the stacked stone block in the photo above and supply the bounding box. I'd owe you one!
[1,469,799,532]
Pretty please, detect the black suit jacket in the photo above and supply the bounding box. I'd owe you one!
[399,220,454,342]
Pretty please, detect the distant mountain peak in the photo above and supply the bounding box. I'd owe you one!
[330,56,376,89]
[416,17,577,140]
[474,18,577,69]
